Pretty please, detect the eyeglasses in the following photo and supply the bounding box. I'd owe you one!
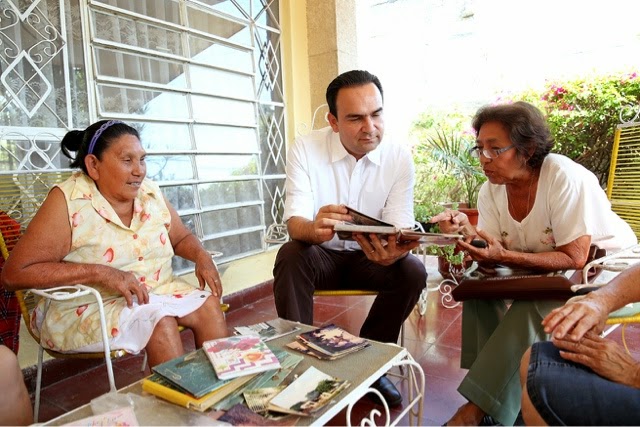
[469,145,515,159]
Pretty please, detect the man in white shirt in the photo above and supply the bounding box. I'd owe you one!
[273,70,427,406]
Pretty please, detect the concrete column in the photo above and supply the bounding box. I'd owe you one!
[307,0,358,128]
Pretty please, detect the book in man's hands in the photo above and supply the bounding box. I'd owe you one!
[268,366,350,416]
[294,324,370,359]
[203,335,281,380]
[334,206,462,245]
[233,318,302,342]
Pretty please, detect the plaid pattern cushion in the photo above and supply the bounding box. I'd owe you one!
[0,212,22,354]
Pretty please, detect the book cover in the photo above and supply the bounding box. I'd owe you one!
[234,318,301,342]
[243,386,285,413]
[335,206,398,241]
[398,229,463,245]
[296,324,368,357]
[268,366,350,416]
[151,348,231,398]
[203,336,281,380]
[141,372,254,412]
[218,403,300,426]
[212,348,303,411]
[285,341,339,360]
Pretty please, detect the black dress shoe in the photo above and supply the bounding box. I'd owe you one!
[369,375,402,407]
[479,415,502,426]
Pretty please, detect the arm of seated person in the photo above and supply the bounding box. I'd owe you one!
[543,262,640,341]
[459,230,591,272]
[0,188,147,307]
[287,204,351,244]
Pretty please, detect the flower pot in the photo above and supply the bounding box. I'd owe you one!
[437,253,472,280]
[459,207,479,226]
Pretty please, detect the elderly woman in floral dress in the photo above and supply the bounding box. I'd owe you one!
[1,120,228,367]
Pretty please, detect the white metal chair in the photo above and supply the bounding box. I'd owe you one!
[0,230,122,422]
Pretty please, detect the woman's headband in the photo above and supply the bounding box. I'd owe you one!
[87,120,124,155]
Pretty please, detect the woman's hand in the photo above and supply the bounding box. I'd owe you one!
[104,268,149,308]
[552,331,640,387]
[430,209,475,236]
[194,251,222,297]
[542,293,609,341]
[457,228,505,263]
[353,233,420,266]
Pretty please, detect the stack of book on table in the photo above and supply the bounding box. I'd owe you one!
[143,319,352,423]
[286,323,370,360]
[142,347,257,412]
[143,329,294,412]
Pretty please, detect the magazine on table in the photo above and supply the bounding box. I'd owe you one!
[294,324,370,358]
[203,335,281,380]
[233,318,302,342]
[212,349,303,411]
[267,366,350,416]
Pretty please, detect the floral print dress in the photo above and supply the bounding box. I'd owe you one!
[32,172,210,353]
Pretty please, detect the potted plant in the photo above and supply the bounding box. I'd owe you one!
[425,243,469,280]
[416,129,487,224]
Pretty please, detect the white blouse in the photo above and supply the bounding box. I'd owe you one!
[477,153,637,252]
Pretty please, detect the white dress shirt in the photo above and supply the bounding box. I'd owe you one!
[283,126,415,251]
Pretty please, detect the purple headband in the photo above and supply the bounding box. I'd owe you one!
[87,120,124,155]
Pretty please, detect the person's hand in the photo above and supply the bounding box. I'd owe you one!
[313,204,351,243]
[552,331,640,387]
[194,251,222,297]
[430,209,471,235]
[457,228,505,263]
[542,293,609,340]
[105,269,149,308]
[353,233,420,266]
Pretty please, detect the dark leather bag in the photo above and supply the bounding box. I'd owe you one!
[451,245,607,302]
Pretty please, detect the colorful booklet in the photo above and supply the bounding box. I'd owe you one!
[151,348,233,398]
[210,348,303,411]
[234,318,302,342]
[268,366,350,416]
[296,324,369,358]
[203,335,281,380]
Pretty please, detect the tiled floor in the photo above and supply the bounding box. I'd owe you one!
[22,282,640,426]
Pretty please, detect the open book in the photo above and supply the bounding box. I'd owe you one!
[334,206,463,245]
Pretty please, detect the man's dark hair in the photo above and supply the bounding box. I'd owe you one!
[325,70,383,117]
[472,101,554,169]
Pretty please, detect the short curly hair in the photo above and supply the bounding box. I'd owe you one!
[472,101,554,169]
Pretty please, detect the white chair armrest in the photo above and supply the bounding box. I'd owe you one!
[265,223,289,244]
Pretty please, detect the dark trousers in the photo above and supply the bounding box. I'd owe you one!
[273,240,427,343]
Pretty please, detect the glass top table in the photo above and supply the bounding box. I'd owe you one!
[44,320,425,426]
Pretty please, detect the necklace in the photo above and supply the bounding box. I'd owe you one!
[507,173,536,220]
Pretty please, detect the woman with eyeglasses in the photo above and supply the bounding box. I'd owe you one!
[432,101,636,426]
